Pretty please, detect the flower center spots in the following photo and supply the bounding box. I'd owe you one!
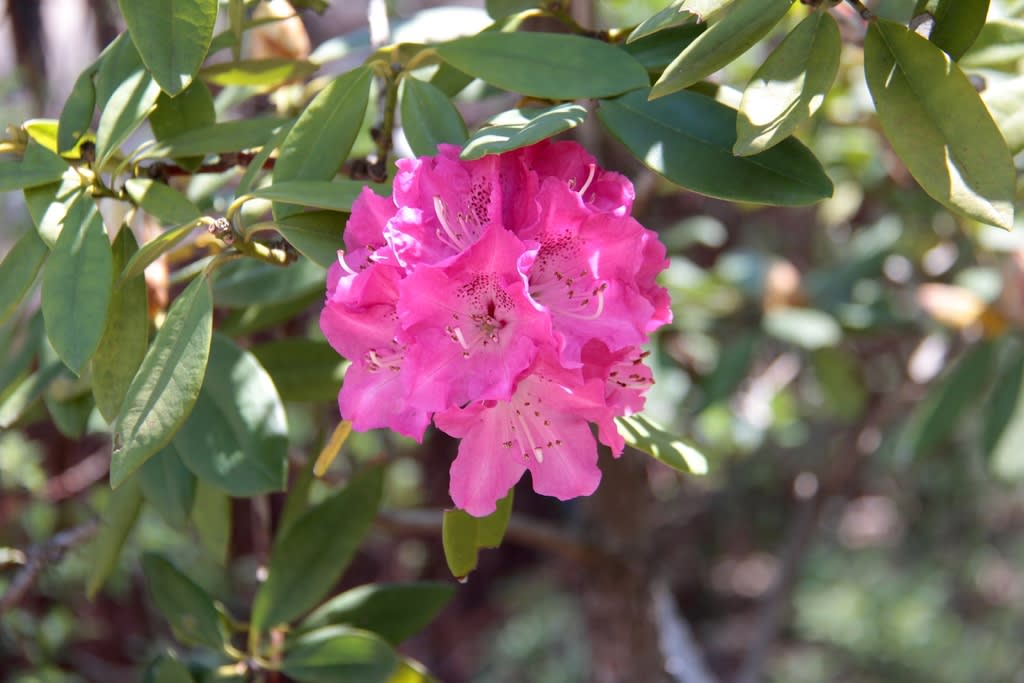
[447,276,513,356]
[500,390,560,463]
[433,182,492,253]
[363,338,405,373]
[529,238,608,321]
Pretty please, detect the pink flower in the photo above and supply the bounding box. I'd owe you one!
[320,140,671,516]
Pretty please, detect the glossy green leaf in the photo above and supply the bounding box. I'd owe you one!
[201,59,317,88]
[985,351,1024,479]
[250,467,383,632]
[930,0,990,60]
[282,626,398,683]
[142,553,224,648]
[598,88,832,205]
[460,103,588,160]
[627,0,698,43]
[148,116,291,158]
[143,653,195,683]
[894,340,997,464]
[23,168,85,247]
[617,413,708,475]
[0,362,63,429]
[650,0,794,99]
[865,20,1015,230]
[192,479,231,565]
[276,210,347,269]
[735,10,840,155]
[237,119,294,196]
[121,219,204,281]
[249,180,383,213]
[442,489,513,579]
[111,275,213,487]
[0,229,47,326]
[149,80,216,171]
[45,390,94,439]
[94,68,162,167]
[57,67,98,155]
[485,0,539,19]
[90,228,149,421]
[41,194,112,374]
[139,443,196,528]
[435,32,649,100]
[212,257,325,308]
[218,289,322,337]
[124,179,202,226]
[0,140,68,193]
[388,659,439,683]
[400,78,467,157]
[982,76,1024,155]
[961,19,1024,69]
[299,583,455,645]
[622,25,706,72]
[118,0,218,95]
[86,475,143,599]
[174,334,288,497]
[250,339,347,402]
[95,33,145,109]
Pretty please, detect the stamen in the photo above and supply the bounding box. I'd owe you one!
[433,196,463,251]
[452,326,469,350]
[577,163,597,196]
[337,251,357,276]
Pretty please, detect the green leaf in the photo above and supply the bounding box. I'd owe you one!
[985,351,1024,473]
[124,178,202,225]
[441,489,513,579]
[650,0,794,99]
[400,78,467,157]
[700,333,756,408]
[45,390,94,439]
[616,413,708,475]
[0,140,68,193]
[598,88,833,205]
[173,334,288,497]
[143,653,195,683]
[57,67,98,155]
[735,10,840,155]
[23,167,85,247]
[864,20,1015,230]
[95,32,146,109]
[627,0,698,43]
[250,339,347,402]
[0,362,63,429]
[200,59,318,88]
[894,340,997,464]
[237,119,294,196]
[111,275,213,487]
[141,553,224,648]
[930,0,990,60]
[148,116,291,158]
[485,0,539,19]
[460,103,588,160]
[121,220,204,281]
[149,80,216,171]
[41,194,112,374]
[139,443,196,528]
[273,66,373,185]
[94,68,162,167]
[249,180,383,213]
[86,475,143,599]
[0,229,48,326]
[118,0,218,96]
[276,210,347,269]
[622,25,706,72]
[192,479,231,565]
[299,583,454,645]
[434,32,650,100]
[282,626,398,683]
[250,467,383,632]
[90,228,149,422]
[212,257,325,308]
[961,19,1024,69]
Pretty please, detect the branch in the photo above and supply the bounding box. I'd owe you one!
[0,520,99,614]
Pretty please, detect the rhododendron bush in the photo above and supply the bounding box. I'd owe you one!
[1,0,1022,681]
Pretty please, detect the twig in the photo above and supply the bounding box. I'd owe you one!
[0,520,99,614]
[375,508,607,565]
[45,451,109,502]
[652,579,720,683]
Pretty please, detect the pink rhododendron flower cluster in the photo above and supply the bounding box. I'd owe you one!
[320,140,671,516]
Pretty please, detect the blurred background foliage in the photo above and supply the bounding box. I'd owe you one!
[2,0,1024,682]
